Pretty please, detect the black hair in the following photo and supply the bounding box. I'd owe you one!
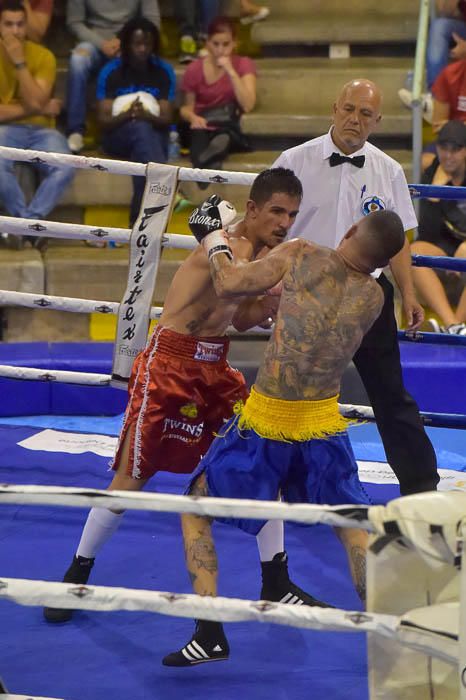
[360,210,405,266]
[118,16,160,63]
[0,0,25,16]
[249,167,303,206]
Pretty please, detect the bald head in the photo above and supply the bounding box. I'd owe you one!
[332,78,383,154]
[337,79,382,111]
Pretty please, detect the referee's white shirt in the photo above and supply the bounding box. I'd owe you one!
[272,129,418,277]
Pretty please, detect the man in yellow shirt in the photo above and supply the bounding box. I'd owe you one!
[0,0,74,249]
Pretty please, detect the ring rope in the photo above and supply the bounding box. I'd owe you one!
[0,576,400,637]
[0,365,110,385]
[0,289,163,320]
[1,696,65,700]
[2,288,466,346]
[1,146,466,200]
[0,484,372,529]
[412,254,466,273]
[0,146,256,186]
[398,329,466,346]
[0,215,196,250]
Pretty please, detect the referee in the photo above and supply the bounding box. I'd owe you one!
[273,78,439,495]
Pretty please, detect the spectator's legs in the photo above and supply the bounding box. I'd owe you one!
[66,42,105,138]
[175,0,198,62]
[454,241,466,322]
[25,129,75,219]
[189,129,213,168]
[102,121,168,225]
[175,0,197,36]
[0,125,30,217]
[198,0,220,35]
[426,18,466,88]
[410,241,459,326]
[352,274,439,496]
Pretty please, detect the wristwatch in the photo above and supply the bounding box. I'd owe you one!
[14,61,26,70]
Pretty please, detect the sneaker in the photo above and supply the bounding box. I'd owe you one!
[260,552,334,608]
[179,35,197,64]
[398,88,433,124]
[67,132,84,154]
[446,322,466,336]
[240,6,270,24]
[427,317,443,333]
[43,555,94,623]
[162,620,229,667]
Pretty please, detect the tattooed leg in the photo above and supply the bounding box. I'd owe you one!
[182,472,218,597]
[334,527,368,604]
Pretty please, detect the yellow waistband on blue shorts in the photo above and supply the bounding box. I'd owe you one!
[237,386,353,442]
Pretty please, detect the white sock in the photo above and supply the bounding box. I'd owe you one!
[76,508,124,559]
[256,519,284,562]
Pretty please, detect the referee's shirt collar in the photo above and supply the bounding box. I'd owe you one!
[323,127,367,161]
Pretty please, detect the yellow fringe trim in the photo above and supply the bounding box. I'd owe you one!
[237,386,353,442]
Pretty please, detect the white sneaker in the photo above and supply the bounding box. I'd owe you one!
[67,132,84,153]
[427,318,442,333]
[446,323,466,336]
[240,6,270,24]
[398,88,433,124]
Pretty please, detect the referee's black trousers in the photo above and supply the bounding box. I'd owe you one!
[352,274,439,495]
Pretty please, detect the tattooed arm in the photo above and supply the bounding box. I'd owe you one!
[209,238,304,298]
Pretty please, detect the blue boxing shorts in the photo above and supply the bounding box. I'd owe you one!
[188,387,371,536]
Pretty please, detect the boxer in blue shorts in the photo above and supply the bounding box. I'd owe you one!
[163,199,407,667]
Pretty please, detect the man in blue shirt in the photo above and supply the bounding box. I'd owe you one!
[96,17,176,226]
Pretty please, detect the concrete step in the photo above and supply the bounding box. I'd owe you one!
[252,13,418,46]
[261,0,418,15]
[55,56,413,141]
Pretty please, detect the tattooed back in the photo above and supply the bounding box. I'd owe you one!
[256,241,384,401]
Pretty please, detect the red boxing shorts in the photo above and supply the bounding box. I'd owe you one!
[111,325,248,479]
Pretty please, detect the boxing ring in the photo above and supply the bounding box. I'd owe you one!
[0,146,466,700]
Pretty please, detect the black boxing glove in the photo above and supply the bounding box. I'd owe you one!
[188,195,237,260]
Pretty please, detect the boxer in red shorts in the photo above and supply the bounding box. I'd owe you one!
[44,168,330,624]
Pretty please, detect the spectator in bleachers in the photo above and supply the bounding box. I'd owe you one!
[0,0,74,249]
[96,17,175,227]
[176,0,219,64]
[411,120,466,335]
[24,0,53,43]
[180,15,256,184]
[399,1,466,122]
[65,0,161,154]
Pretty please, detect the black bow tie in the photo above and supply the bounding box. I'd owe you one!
[329,152,365,168]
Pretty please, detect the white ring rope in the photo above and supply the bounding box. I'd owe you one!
[0,289,163,320]
[0,577,458,666]
[0,214,196,250]
[0,484,371,530]
[0,365,110,385]
[0,146,256,186]
[0,576,398,635]
[2,696,65,700]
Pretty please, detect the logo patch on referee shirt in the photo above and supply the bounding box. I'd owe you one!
[362,195,386,215]
[194,341,223,362]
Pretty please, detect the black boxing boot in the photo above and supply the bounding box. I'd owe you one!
[260,552,334,608]
[162,620,230,667]
[43,555,94,623]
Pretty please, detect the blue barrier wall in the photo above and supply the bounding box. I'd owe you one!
[0,341,464,416]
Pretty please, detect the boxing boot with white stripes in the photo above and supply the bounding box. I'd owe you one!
[43,555,95,623]
[260,552,333,608]
[162,620,230,667]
